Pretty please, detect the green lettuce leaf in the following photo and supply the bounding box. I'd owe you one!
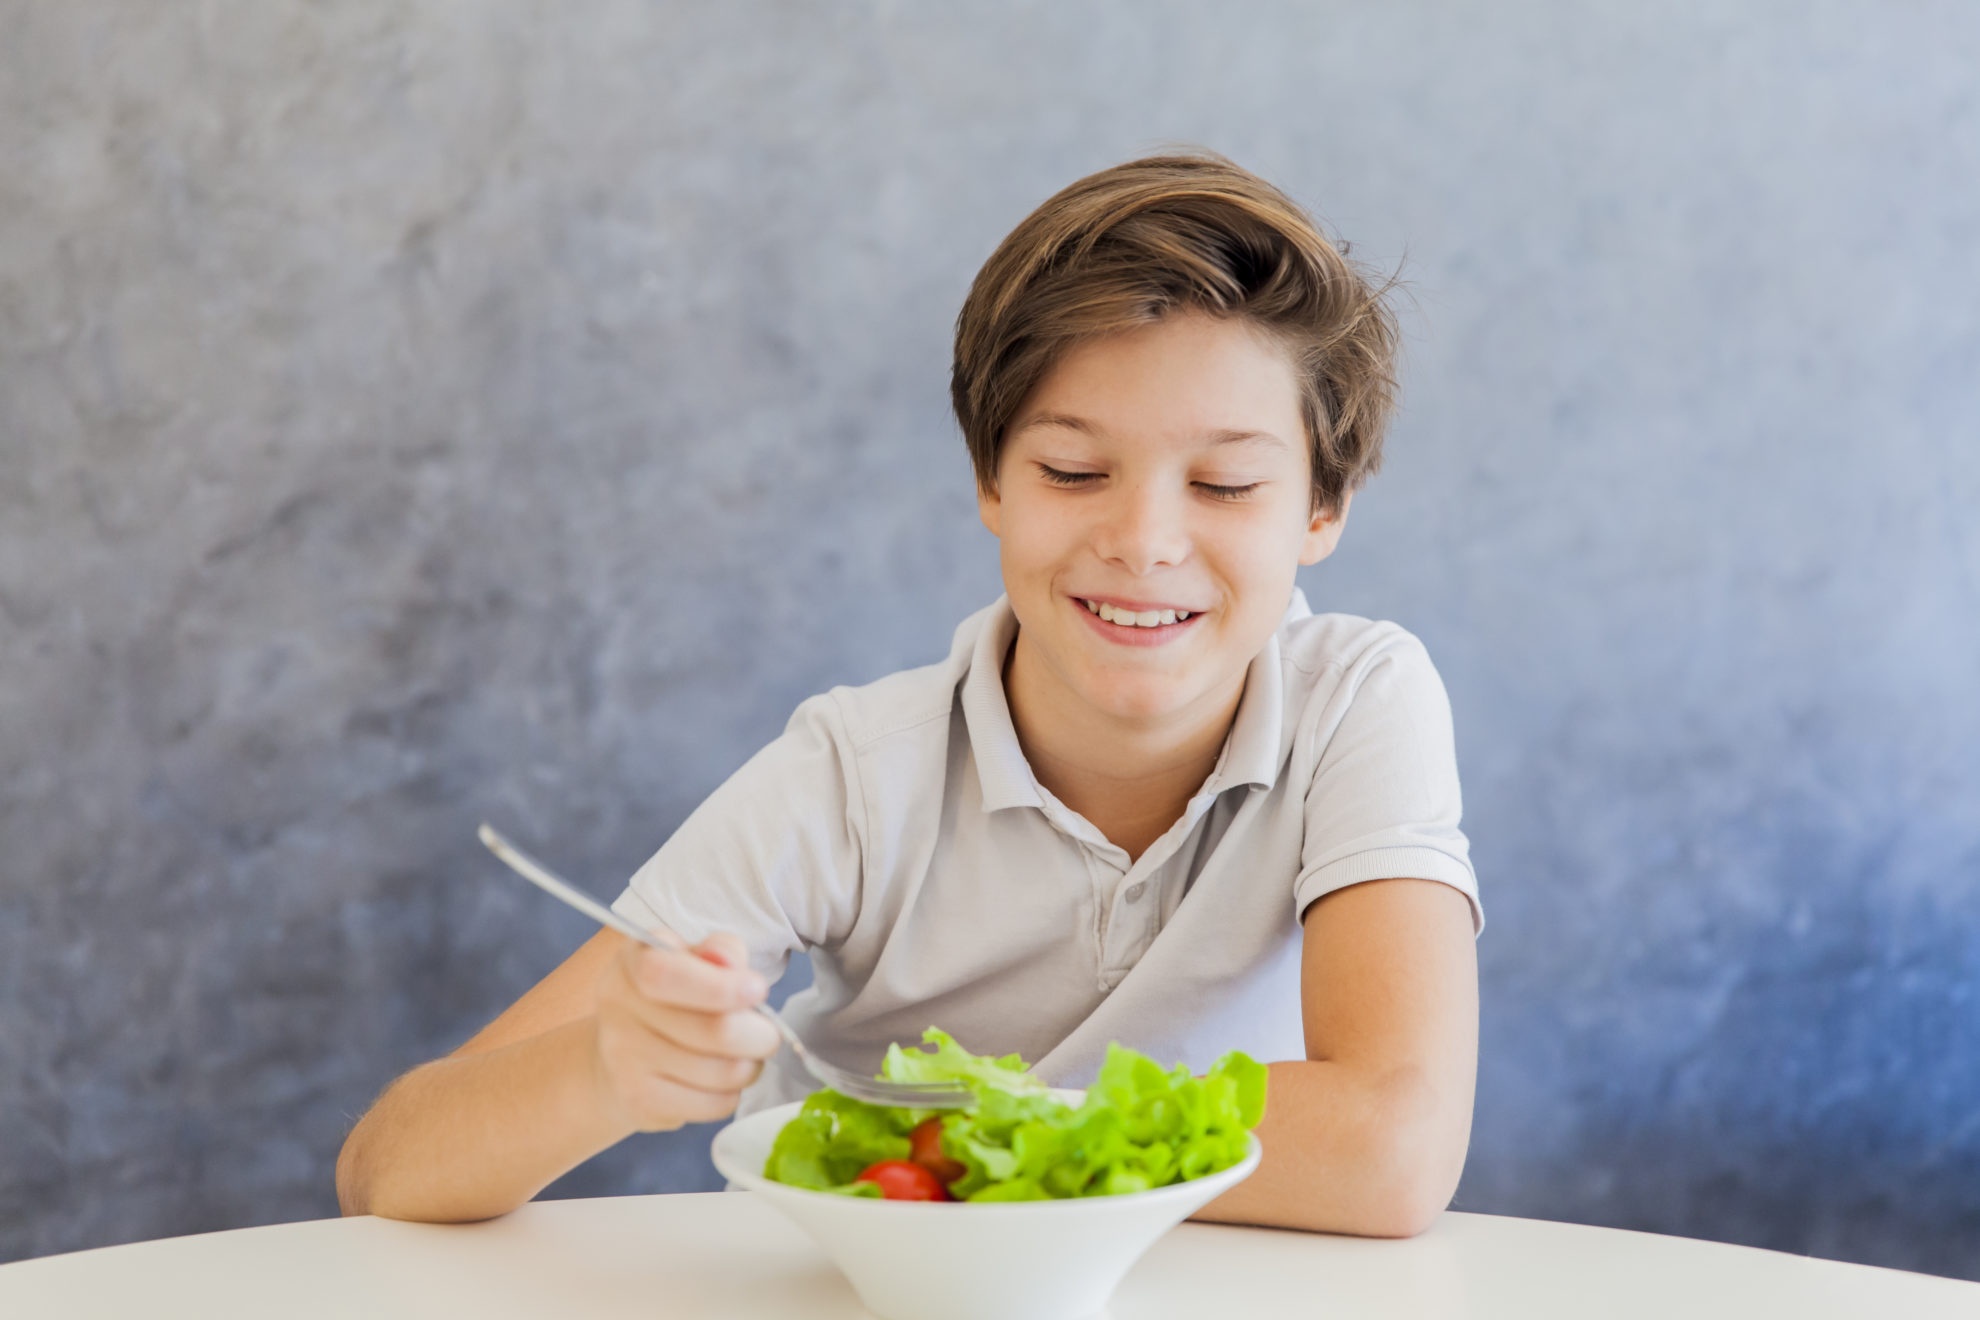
[760,1028,1267,1203]
[879,1027,1051,1100]
[762,1088,915,1192]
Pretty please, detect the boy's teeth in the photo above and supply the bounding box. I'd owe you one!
[1088,600,1190,628]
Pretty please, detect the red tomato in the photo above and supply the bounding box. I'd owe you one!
[907,1118,967,1187]
[854,1159,952,1201]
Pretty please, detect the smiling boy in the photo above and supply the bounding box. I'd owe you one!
[337,151,1481,1236]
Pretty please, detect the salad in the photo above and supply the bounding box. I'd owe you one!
[763,1028,1266,1202]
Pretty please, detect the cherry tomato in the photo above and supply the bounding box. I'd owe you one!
[907,1117,967,1186]
[854,1159,952,1201]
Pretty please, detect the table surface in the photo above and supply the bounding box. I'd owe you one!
[3,1193,1974,1319]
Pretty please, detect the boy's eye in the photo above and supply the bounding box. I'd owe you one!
[1033,464,1262,500]
[1036,464,1102,487]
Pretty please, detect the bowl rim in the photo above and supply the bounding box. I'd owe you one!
[711,1098,1263,1213]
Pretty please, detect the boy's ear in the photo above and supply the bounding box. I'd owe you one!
[1298,492,1351,566]
[977,482,1003,538]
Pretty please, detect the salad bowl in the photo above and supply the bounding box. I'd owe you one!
[712,1097,1263,1320]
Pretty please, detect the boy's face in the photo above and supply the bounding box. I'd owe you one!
[979,309,1347,726]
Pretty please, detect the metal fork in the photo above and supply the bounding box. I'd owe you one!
[476,823,973,1109]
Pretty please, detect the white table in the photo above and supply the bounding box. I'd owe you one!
[2,1193,1973,1318]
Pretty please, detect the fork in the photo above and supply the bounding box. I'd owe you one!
[476,823,973,1110]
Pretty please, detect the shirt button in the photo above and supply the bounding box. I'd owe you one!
[1125,882,1147,902]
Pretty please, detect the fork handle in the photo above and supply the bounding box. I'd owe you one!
[477,823,805,1052]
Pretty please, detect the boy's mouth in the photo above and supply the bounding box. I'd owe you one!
[1072,596,1204,644]
[1078,597,1194,627]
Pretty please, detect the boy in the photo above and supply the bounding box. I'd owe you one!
[337,151,1481,1237]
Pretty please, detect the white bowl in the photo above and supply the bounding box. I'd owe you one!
[711,1098,1263,1320]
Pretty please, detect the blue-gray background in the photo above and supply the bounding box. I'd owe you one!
[3,0,1977,1280]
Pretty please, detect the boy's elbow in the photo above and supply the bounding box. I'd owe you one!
[335,1125,374,1217]
[1358,1077,1468,1238]
[1361,1173,1454,1238]
[336,1080,414,1219]
[1265,1126,1461,1237]
[1269,1155,1452,1238]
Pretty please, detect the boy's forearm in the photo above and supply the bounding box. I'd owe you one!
[1190,1058,1470,1237]
[336,1016,635,1223]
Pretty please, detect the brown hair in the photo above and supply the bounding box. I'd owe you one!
[950,150,1400,515]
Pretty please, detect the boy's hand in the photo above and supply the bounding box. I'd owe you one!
[590,931,782,1132]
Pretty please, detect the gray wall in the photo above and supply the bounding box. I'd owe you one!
[4,0,1977,1280]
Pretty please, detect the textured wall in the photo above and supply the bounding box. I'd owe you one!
[4,0,1977,1280]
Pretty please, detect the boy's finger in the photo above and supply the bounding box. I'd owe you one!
[630,1074,748,1129]
[630,999,783,1061]
[629,943,767,1011]
[693,930,751,971]
[619,1030,766,1096]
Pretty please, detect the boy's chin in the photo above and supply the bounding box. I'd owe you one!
[1074,672,1214,725]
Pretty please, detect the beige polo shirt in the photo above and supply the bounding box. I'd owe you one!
[612,589,1480,1118]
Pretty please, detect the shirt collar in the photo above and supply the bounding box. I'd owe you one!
[1206,587,1304,795]
[959,598,1042,811]
[958,588,1306,811]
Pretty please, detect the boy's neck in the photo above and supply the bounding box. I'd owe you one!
[1001,630,1247,864]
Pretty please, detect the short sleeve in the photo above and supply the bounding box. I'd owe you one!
[1292,638,1483,934]
[610,692,866,983]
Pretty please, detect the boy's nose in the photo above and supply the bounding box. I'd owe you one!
[1091,482,1189,575]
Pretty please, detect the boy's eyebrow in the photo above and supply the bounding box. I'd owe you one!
[1014,412,1290,450]
[1013,412,1098,436]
